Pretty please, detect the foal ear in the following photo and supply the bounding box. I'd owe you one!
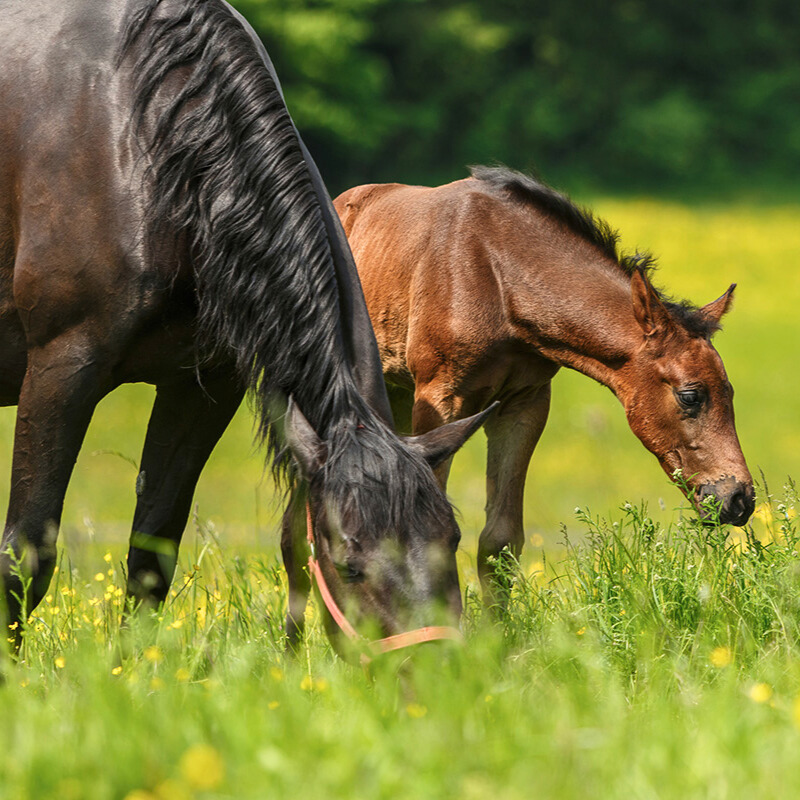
[404,402,499,470]
[284,397,328,479]
[630,269,673,337]
[700,283,736,326]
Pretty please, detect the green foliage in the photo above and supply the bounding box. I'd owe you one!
[230,0,800,194]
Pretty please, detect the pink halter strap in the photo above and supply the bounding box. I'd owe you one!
[305,503,463,658]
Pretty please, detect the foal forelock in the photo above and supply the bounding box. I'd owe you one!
[321,417,452,545]
[471,165,719,339]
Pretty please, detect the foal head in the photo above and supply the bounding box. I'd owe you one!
[285,400,491,654]
[620,271,754,526]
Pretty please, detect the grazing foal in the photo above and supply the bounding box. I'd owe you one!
[335,167,754,601]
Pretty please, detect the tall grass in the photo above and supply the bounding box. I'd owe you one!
[2,483,800,799]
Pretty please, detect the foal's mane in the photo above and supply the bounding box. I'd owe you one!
[471,166,719,337]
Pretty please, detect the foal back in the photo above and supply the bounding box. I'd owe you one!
[336,179,562,424]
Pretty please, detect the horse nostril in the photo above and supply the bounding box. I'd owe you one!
[723,486,755,526]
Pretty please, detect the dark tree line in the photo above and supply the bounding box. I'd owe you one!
[232,0,800,195]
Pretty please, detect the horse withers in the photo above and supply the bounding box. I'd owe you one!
[335,167,754,601]
[0,0,491,657]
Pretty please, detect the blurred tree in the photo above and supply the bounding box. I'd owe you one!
[231,0,800,195]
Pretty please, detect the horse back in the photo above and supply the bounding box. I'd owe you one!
[0,0,194,370]
[335,179,517,386]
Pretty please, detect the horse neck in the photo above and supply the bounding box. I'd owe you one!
[507,248,642,396]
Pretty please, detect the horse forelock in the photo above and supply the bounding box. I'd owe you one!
[120,0,373,480]
[321,416,452,546]
[470,165,719,338]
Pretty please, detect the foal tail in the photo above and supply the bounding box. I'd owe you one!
[120,0,390,475]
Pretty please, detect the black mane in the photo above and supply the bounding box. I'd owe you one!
[121,0,377,470]
[471,166,719,337]
[118,0,450,543]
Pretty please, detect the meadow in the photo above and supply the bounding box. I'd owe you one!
[0,198,798,799]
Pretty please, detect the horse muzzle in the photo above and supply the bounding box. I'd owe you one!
[695,476,755,526]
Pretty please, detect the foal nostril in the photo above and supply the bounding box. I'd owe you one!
[722,485,755,526]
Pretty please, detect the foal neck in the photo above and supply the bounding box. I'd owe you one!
[511,252,644,397]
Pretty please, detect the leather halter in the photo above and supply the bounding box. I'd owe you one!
[305,503,463,657]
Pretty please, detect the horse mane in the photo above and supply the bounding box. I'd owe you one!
[117,0,452,541]
[470,166,719,337]
[120,0,376,475]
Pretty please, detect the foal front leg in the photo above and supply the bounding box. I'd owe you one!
[0,337,111,641]
[125,365,244,607]
[478,384,551,609]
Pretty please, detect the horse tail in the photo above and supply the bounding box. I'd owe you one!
[120,0,384,475]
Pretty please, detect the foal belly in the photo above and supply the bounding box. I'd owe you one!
[458,345,560,407]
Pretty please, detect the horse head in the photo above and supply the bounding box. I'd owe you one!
[620,270,754,526]
[285,399,494,656]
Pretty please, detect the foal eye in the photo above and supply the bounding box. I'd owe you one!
[676,388,703,411]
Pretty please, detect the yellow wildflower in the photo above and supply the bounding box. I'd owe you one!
[748,683,772,703]
[154,778,192,800]
[710,646,733,668]
[179,744,225,790]
[144,645,163,664]
[270,666,284,682]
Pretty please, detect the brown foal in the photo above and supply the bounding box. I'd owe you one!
[335,166,754,601]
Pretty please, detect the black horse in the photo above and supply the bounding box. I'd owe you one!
[0,0,490,653]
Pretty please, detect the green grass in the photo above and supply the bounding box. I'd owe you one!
[0,198,798,798]
[3,487,800,799]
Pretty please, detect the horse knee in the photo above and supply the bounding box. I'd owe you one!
[478,522,524,562]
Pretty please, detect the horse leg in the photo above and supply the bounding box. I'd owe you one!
[281,482,310,649]
[411,382,461,490]
[126,365,244,607]
[478,384,551,608]
[0,338,111,638]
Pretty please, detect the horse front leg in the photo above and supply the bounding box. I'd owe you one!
[0,336,111,644]
[478,384,551,610]
[281,482,310,650]
[125,365,243,608]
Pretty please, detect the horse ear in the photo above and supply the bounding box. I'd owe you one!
[630,269,673,336]
[404,403,499,470]
[284,397,327,479]
[700,283,736,326]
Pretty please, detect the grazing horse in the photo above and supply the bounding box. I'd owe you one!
[335,166,755,601]
[0,0,491,654]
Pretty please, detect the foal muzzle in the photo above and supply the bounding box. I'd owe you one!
[696,476,755,527]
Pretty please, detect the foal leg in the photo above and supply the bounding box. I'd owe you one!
[411,382,461,490]
[125,366,244,607]
[478,384,551,608]
[0,338,111,637]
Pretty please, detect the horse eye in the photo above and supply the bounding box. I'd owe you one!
[334,561,365,584]
[676,388,703,410]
